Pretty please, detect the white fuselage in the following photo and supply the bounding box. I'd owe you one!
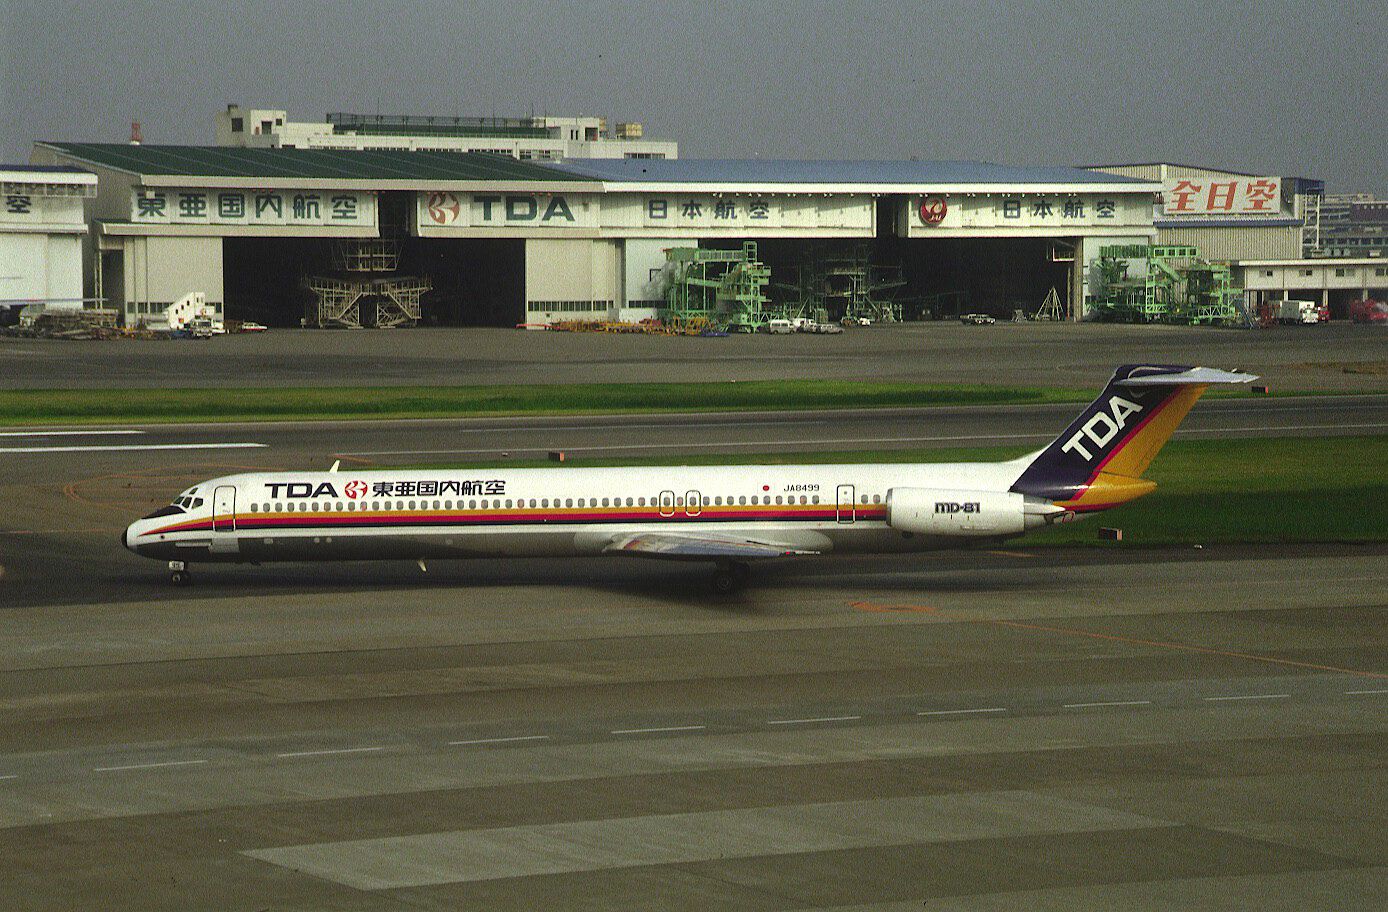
[123,460,1039,564]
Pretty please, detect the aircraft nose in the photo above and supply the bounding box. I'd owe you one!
[122,522,137,552]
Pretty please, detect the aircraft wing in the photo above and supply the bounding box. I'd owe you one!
[604,532,820,561]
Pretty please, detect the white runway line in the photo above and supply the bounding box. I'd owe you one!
[0,442,266,454]
[1205,693,1292,702]
[1063,700,1154,708]
[447,735,550,746]
[0,429,143,437]
[0,774,17,781]
[611,725,707,735]
[1346,689,1388,695]
[94,759,207,772]
[767,715,862,726]
[276,746,384,758]
[917,707,1008,716]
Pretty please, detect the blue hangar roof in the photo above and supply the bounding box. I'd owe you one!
[554,158,1152,188]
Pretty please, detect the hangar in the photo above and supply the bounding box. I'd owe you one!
[0,164,97,316]
[31,142,1160,327]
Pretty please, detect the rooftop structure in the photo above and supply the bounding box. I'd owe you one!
[1309,193,1388,258]
[215,105,677,162]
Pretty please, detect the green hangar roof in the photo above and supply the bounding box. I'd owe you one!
[34,143,592,189]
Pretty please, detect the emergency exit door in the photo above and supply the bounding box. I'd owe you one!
[836,484,855,523]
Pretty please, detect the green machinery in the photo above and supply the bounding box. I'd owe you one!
[1089,244,1244,325]
[660,241,772,332]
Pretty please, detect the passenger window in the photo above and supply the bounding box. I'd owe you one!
[468,499,477,510]
[873,495,881,504]
[249,503,258,513]
[638,497,646,507]
[565,498,573,508]
[601,497,610,507]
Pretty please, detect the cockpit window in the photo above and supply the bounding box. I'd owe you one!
[142,504,186,519]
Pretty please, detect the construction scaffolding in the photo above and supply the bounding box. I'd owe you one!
[304,275,431,329]
[1088,244,1245,326]
[660,242,771,332]
[305,227,430,328]
[773,246,913,324]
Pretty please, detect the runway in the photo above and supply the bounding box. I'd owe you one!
[0,545,1384,909]
[1,400,1385,909]
[3,322,1386,392]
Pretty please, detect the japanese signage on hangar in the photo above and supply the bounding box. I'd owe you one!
[130,188,377,228]
[418,191,600,231]
[416,191,874,236]
[1160,177,1281,215]
[906,193,1150,236]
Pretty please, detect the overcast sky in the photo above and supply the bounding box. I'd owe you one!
[3,0,1384,192]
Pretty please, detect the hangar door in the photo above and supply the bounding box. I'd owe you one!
[524,238,620,324]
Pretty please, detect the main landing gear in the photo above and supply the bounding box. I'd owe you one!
[168,560,191,586]
[711,560,750,595]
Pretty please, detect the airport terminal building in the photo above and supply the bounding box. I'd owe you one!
[30,141,1162,327]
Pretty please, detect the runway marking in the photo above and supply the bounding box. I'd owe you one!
[0,429,143,437]
[333,422,1388,459]
[0,774,16,781]
[446,735,549,746]
[0,443,266,454]
[611,725,707,735]
[1064,700,1153,708]
[984,619,1388,682]
[276,746,384,758]
[94,759,207,772]
[1205,693,1292,702]
[917,707,1007,716]
[987,550,1036,558]
[0,528,122,535]
[1346,689,1388,695]
[851,600,939,614]
[768,715,862,726]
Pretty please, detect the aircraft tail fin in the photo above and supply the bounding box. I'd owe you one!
[1009,364,1256,512]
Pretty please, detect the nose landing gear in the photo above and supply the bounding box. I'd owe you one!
[168,560,191,586]
[711,560,750,595]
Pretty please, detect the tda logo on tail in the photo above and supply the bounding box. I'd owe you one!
[1059,395,1144,461]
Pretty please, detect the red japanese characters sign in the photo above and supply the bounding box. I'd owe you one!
[1161,177,1281,215]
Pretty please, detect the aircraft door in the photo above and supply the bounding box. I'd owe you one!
[659,490,676,518]
[685,490,702,517]
[212,485,237,532]
[836,484,855,523]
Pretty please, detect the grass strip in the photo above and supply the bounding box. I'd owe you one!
[397,435,1388,545]
[0,380,1274,426]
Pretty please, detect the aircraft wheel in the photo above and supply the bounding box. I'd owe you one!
[169,570,191,586]
[711,561,748,595]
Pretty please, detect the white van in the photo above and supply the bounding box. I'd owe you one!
[766,319,794,334]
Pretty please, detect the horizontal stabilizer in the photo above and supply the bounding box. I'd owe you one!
[605,532,819,561]
[1115,366,1258,386]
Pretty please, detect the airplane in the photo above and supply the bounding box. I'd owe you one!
[124,364,1254,591]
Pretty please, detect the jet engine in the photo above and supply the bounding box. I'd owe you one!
[885,488,1064,537]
